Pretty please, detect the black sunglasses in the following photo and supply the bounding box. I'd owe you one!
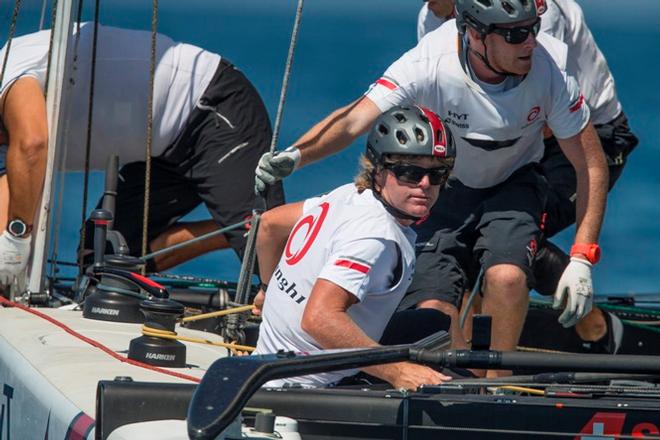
[490,18,541,44]
[384,163,451,186]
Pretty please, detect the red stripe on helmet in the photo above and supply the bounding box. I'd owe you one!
[375,78,398,90]
[418,106,449,157]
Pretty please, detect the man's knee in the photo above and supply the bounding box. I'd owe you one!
[484,264,527,298]
[417,298,459,321]
[13,136,47,164]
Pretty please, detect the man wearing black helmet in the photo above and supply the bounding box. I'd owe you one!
[253,106,456,389]
[416,0,639,342]
[254,0,608,370]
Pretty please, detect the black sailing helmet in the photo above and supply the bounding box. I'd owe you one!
[366,105,456,166]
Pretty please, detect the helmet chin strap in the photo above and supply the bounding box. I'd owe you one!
[370,183,421,222]
[469,35,517,78]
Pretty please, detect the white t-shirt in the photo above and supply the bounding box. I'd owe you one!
[417,3,447,42]
[366,20,589,188]
[416,0,620,125]
[540,0,621,124]
[254,184,417,388]
[0,23,220,169]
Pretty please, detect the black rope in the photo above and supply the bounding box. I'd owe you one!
[268,0,305,154]
[77,0,101,278]
[43,0,58,96]
[141,0,158,273]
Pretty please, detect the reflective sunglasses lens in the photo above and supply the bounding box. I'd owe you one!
[427,169,450,186]
[388,164,450,186]
[394,166,426,184]
[499,19,540,44]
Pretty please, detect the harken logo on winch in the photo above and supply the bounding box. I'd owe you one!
[145,353,176,361]
[284,202,329,266]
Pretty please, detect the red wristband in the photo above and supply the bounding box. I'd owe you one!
[570,243,601,265]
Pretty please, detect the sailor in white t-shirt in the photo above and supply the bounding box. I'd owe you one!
[417,0,455,41]
[254,0,608,365]
[254,106,456,389]
[0,24,284,282]
[414,0,638,324]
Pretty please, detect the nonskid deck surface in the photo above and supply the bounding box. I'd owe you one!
[0,306,228,414]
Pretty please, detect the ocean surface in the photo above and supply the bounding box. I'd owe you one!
[2,0,659,295]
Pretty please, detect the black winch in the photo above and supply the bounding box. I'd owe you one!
[128,298,187,368]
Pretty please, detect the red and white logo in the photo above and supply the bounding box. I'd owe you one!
[577,412,659,439]
[284,202,330,266]
[535,0,547,15]
[527,106,541,122]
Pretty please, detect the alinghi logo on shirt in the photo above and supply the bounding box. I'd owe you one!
[273,267,306,305]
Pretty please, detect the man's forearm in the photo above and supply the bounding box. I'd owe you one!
[294,97,381,167]
[256,202,304,284]
[303,307,405,383]
[574,124,608,244]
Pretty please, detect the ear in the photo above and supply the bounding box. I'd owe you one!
[373,167,386,192]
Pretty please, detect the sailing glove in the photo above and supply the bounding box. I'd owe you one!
[254,147,301,194]
[0,231,31,286]
[553,257,593,328]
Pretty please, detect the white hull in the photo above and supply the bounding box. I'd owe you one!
[0,306,228,439]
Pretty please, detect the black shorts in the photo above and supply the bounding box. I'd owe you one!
[399,164,548,310]
[541,112,638,237]
[83,58,285,259]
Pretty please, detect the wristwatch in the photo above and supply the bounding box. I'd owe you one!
[570,243,601,265]
[7,218,32,238]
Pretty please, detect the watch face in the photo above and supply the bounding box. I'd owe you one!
[8,219,27,237]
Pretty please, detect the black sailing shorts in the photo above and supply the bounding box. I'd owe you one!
[399,164,548,310]
[83,58,285,259]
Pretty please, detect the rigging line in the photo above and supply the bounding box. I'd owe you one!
[142,218,251,261]
[42,0,65,282]
[0,0,22,89]
[43,0,58,95]
[141,0,158,271]
[39,0,49,30]
[77,0,101,279]
[269,0,305,153]
[233,0,306,310]
[50,0,89,281]
[460,266,483,328]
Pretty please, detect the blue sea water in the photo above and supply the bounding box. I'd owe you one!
[2,0,659,295]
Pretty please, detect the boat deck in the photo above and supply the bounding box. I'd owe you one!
[0,307,227,414]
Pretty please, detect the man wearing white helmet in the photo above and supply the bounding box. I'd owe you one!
[254,106,456,389]
[255,0,608,371]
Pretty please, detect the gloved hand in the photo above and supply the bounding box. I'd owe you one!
[553,257,593,328]
[0,231,31,286]
[254,147,301,194]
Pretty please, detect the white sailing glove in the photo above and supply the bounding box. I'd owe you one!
[553,257,593,328]
[254,147,301,194]
[0,231,31,286]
